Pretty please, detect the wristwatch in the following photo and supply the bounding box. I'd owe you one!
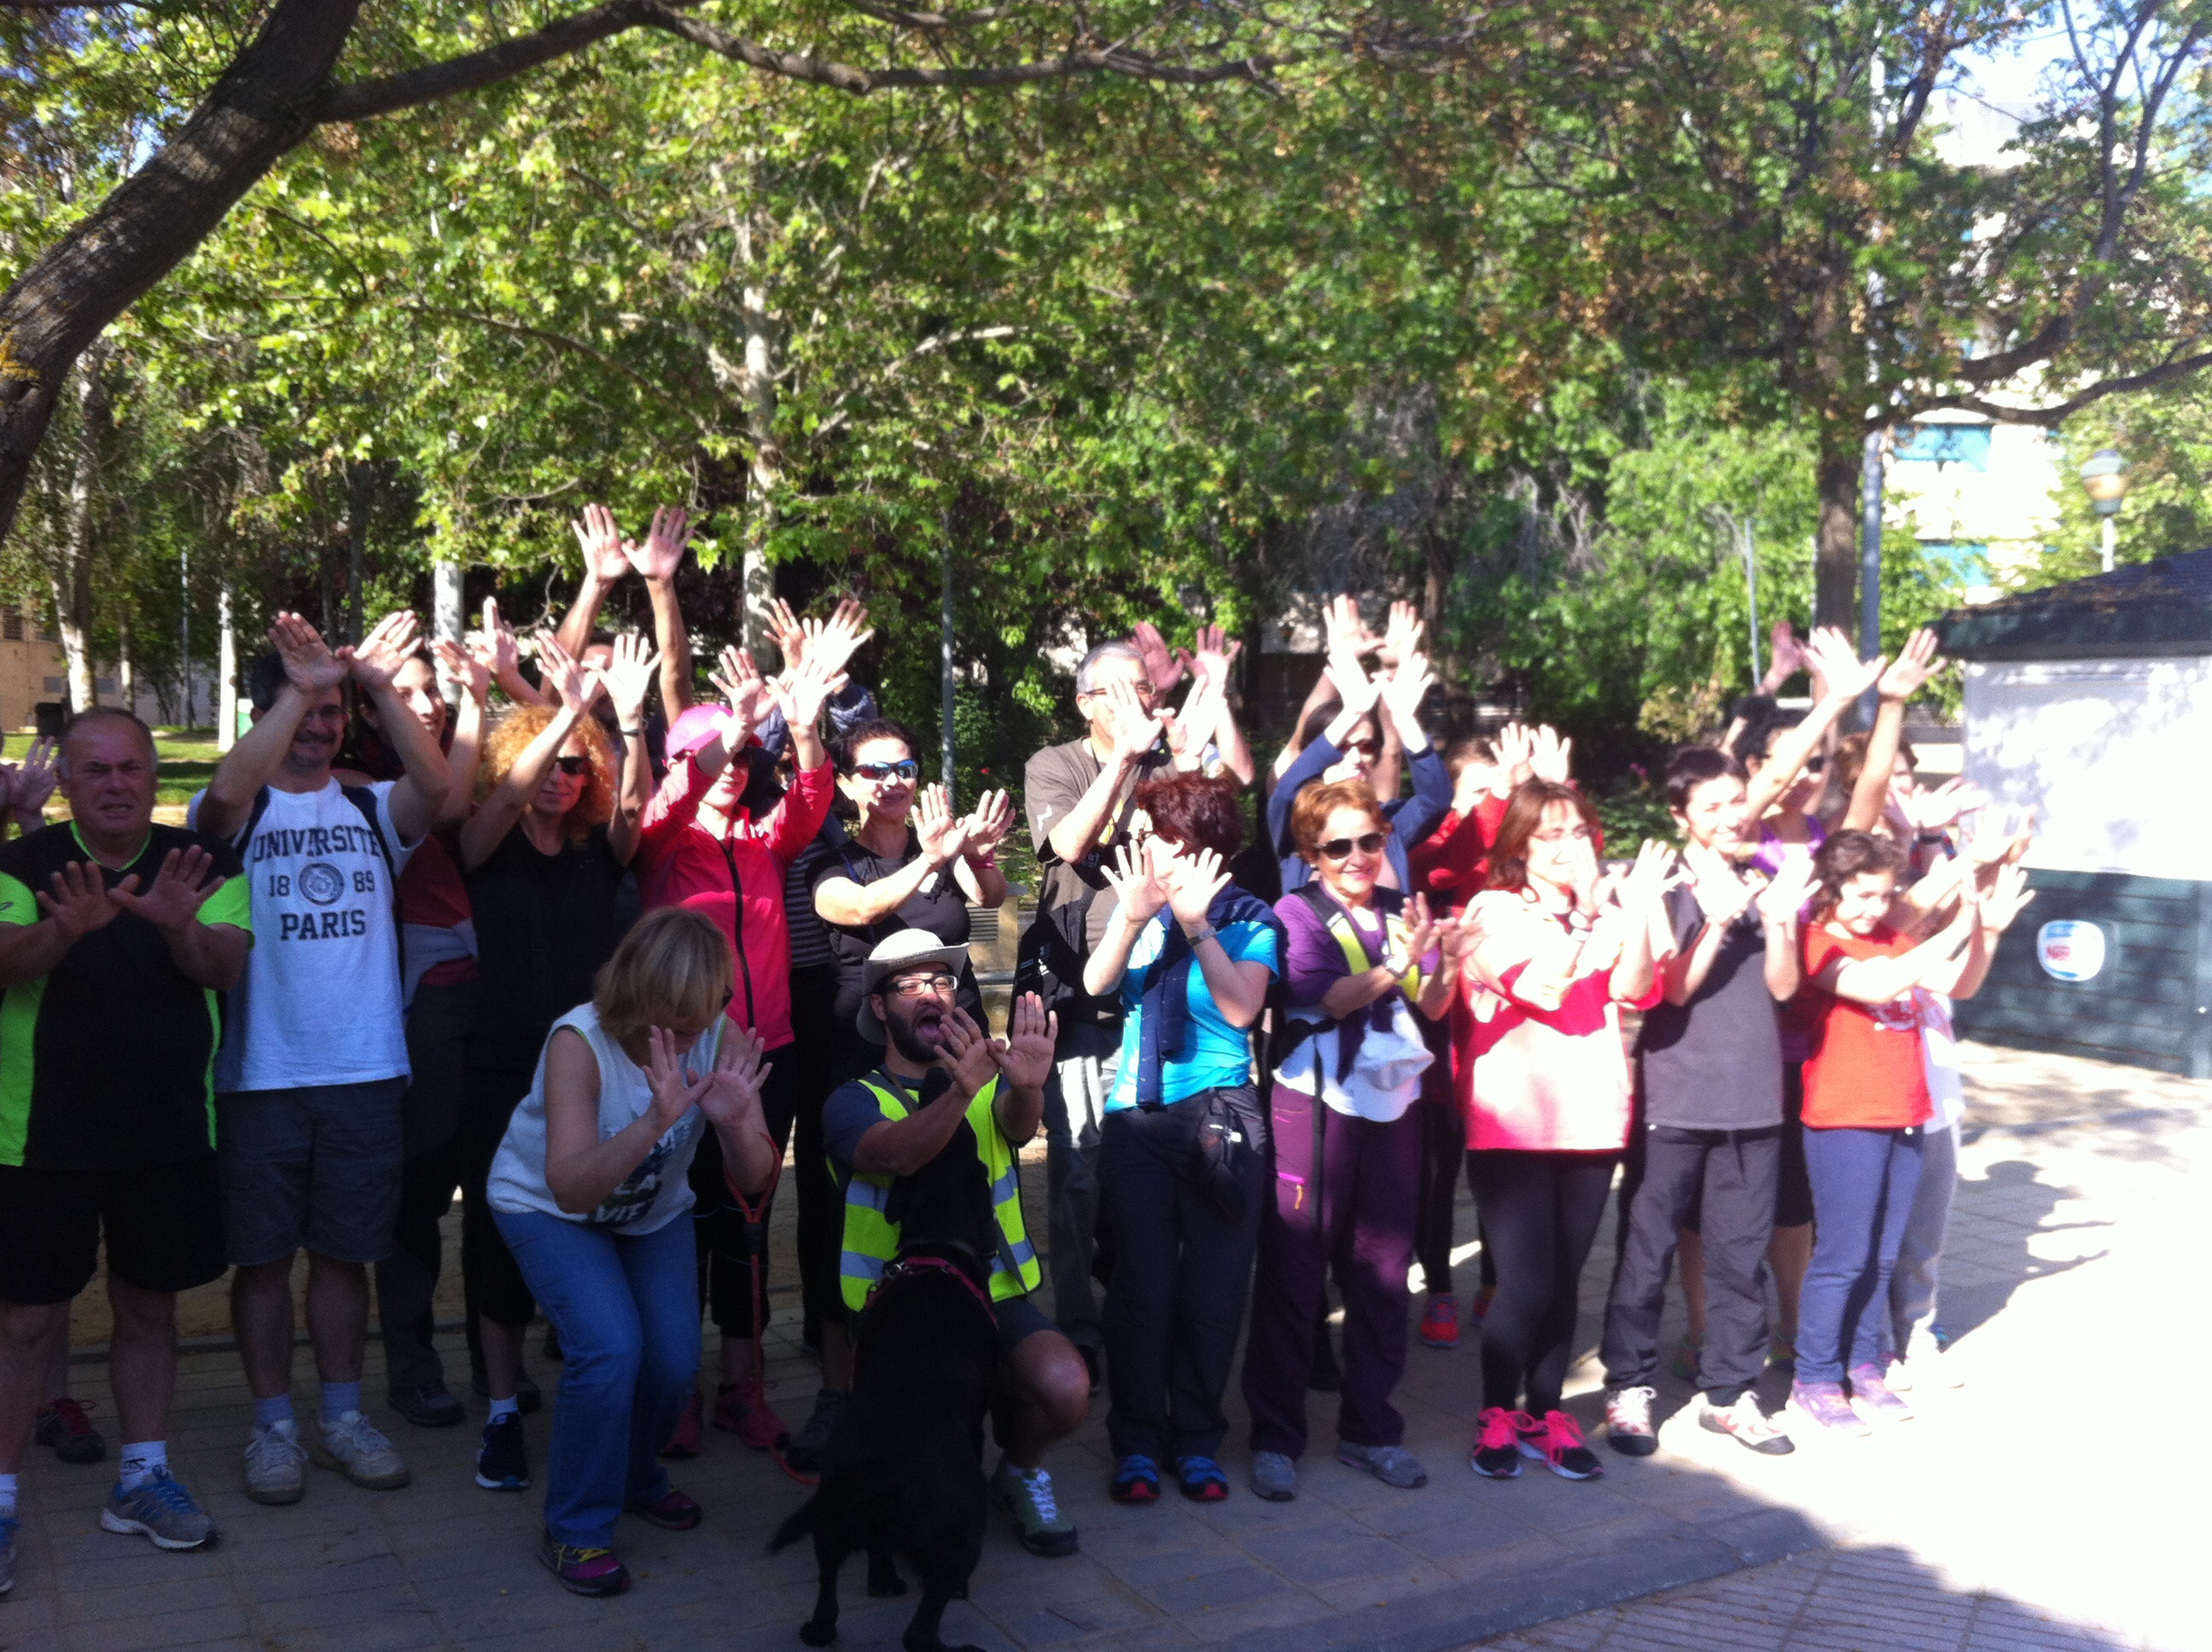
[1185,922,1219,947]
[619,726,644,739]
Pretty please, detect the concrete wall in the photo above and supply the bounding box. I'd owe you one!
[1960,654,2212,881]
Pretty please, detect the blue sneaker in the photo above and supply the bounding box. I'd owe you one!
[1,1511,18,1594]
[101,1467,217,1551]
[475,1412,529,1492]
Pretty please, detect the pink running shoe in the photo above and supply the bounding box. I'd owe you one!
[1469,1407,1533,1479]
[1469,1283,1497,1324]
[1790,1380,1871,1436]
[1848,1363,1915,1425]
[659,1387,702,1458]
[1517,1411,1602,1480]
[1418,1294,1460,1349]
[713,1376,789,1451]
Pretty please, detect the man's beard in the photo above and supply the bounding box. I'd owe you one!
[886,1003,944,1065]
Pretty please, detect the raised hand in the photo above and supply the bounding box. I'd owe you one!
[915,784,970,869]
[767,655,849,736]
[1528,724,1573,785]
[1376,600,1424,670]
[599,631,661,728]
[625,504,691,583]
[1756,854,1818,926]
[1190,624,1243,685]
[1767,620,1807,685]
[1321,593,1377,660]
[1877,627,1943,703]
[710,645,767,730]
[765,598,808,673]
[1379,649,1435,723]
[1617,839,1683,915]
[1101,840,1169,924]
[1386,892,1440,978]
[1326,645,1382,718]
[571,503,632,584]
[935,1005,1001,1098]
[1980,861,2035,932]
[107,846,224,933]
[1804,625,1883,705]
[346,610,422,694]
[1492,722,1536,789]
[468,596,522,683]
[267,612,349,695]
[1680,840,1754,922]
[963,789,1015,858]
[1440,905,1486,970]
[1163,674,1222,771]
[433,637,489,708]
[534,631,599,712]
[696,1022,770,1134]
[1164,844,1230,928]
[995,992,1058,1091]
[1101,678,1165,763]
[1131,620,1187,696]
[38,859,122,941]
[804,598,874,680]
[643,1025,713,1133]
[1901,776,1987,834]
[7,737,58,820]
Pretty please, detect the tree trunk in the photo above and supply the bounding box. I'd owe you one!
[51,340,110,713]
[736,204,779,660]
[1813,417,1863,632]
[217,581,239,753]
[117,611,135,715]
[0,1,363,554]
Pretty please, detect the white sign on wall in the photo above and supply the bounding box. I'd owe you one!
[1962,656,2212,881]
[2036,919,2107,983]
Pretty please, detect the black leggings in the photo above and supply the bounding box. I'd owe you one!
[1464,1148,1618,1416]
[689,1042,815,1340]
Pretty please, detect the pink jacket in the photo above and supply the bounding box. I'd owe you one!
[637,753,832,1050]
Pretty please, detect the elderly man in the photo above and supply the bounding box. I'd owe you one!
[0,710,252,1585]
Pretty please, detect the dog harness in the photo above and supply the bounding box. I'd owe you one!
[835,1070,1041,1313]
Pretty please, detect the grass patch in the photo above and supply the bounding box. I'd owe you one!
[153,727,221,807]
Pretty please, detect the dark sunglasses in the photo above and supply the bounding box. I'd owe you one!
[554,755,591,777]
[1343,739,1382,759]
[1318,831,1388,861]
[853,759,919,782]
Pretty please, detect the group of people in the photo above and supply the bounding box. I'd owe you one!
[0,508,2034,1604]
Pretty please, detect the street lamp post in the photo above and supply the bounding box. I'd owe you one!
[2079,447,2129,573]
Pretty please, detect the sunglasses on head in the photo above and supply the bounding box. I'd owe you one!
[1318,831,1388,861]
[554,755,591,777]
[853,759,919,782]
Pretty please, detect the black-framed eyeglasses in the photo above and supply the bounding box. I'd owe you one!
[1318,831,1388,861]
[853,759,919,782]
[554,755,591,777]
[884,972,957,999]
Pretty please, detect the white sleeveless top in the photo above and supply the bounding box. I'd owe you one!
[486,1003,720,1233]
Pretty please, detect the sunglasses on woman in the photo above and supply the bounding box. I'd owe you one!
[554,755,592,777]
[1343,738,1382,759]
[853,759,919,782]
[1318,831,1388,861]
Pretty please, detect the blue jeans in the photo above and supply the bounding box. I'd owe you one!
[1797,1126,1924,1386]
[494,1208,700,1547]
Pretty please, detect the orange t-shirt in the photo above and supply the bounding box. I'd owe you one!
[1797,924,1932,1131]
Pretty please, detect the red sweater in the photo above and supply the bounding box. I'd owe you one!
[1411,793,1510,913]
[637,753,833,1050]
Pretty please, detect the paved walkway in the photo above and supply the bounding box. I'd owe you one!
[7,1043,2204,1652]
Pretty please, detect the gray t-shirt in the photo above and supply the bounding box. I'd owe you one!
[1023,736,1169,946]
[1633,882,1783,1131]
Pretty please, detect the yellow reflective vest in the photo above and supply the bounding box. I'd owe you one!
[836,1072,1041,1313]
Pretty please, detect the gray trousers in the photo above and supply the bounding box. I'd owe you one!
[1890,1118,1959,1354]
[1040,1017,1121,1347]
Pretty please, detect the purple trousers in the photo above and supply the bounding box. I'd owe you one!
[1243,1088,1422,1457]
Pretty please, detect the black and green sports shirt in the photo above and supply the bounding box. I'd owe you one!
[0,822,252,1170]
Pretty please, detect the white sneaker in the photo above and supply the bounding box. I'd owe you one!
[1696,1393,1795,1456]
[311,1411,410,1490]
[245,1419,308,1505]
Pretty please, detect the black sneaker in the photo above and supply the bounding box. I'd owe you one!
[388,1382,465,1428]
[783,1387,848,1475]
[476,1413,529,1492]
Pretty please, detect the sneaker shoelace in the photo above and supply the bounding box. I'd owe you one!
[1477,1408,1533,1451]
[1540,1411,1587,1460]
[134,1469,197,1513]
[1015,1469,1059,1522]
[45,1397,96,1435]
[251,1424,306,1465]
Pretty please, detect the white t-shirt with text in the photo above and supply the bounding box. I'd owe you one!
[190,779,416,1093]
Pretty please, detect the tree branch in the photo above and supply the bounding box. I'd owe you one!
[1917,346,2212,426]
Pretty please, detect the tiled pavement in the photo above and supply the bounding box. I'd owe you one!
[5,1042,2204,1652]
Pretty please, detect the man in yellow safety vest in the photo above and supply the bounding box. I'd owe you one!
[818,930,1092,1558]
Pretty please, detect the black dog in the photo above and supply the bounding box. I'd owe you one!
[770,1143,1003,1652]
